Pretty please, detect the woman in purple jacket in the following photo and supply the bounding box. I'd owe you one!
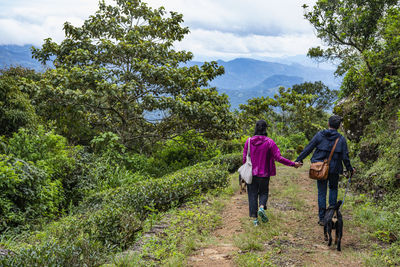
[243,120,301,226]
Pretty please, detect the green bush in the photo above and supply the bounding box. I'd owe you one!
[0,162,229,266]
[82,164,229,217]
[0,73,37,136]
[148,130,221,176]
[0,154,63,231]
[209,153,242,173]
[352,192,400,266]
[6,127,84,206]
[218,139,243,154]
[7,127,79,177]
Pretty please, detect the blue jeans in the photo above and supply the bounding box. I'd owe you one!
[247,176,270,218]
[317,173,339,221]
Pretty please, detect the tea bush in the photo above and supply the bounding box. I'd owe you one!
[0,162,230,266]
[148,130,222,176]
[82,164,229,217]
[209,152,242,173]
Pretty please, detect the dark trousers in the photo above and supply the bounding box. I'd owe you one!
[247,176,270,218]
[317,173,339,221]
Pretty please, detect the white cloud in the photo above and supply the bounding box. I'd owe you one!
[0,0,321,60]
[175,29,320,61]
[147,0,317,36]
[0,0,98,45]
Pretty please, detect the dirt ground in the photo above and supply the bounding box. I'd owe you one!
[187,166,370,267]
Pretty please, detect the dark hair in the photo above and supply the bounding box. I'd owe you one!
[254,120,268,136]
[329,115,342,129]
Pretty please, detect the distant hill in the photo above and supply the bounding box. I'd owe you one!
[0,45,340,110]
[189,58,340,109]
[219,74,304,109]
[195,58,339,91]
[0,45,44,71]
[248,74,304,93]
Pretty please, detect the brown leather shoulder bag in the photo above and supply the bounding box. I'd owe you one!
[309,137,340,180]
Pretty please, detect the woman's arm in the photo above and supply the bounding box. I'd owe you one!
[270,140,295,167]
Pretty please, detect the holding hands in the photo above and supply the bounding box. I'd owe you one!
[294,161,303,168]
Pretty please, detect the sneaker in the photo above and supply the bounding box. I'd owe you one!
[253,219,259,226]
[258,207,269,223]
[318,220,324,226]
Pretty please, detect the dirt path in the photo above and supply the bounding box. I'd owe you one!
[187,189,248,266]
[187,165,371,266]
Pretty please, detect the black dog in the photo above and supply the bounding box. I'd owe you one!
[238,174,247,194]
[323,200,343,251]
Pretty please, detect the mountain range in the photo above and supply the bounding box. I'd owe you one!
[0,45,341,110]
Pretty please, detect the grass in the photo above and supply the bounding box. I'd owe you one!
[105,174,239,266]
[109,163,387,267]
[232,164,377,266]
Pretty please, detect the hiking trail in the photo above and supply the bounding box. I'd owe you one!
[187,164,371,266]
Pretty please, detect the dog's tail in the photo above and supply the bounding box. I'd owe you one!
[334,200,343,210]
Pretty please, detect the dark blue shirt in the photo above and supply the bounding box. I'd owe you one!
[296,129,352,174]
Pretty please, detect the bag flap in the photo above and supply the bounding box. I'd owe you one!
[310,161,326,171]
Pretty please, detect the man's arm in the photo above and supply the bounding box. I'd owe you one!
[295,133,319,162]
[342,138,353,172]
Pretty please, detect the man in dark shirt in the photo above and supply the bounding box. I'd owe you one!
[296,115,355,225]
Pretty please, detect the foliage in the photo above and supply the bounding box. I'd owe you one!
[81,164,229,218]
[304,0,398,76]
[0,69,37,136]
[5,127,85,205]
[30,0,237,148]
[0,154,62,231]
[239,82,333,142]
[305,0,400,141]
[148,130,222,175]
[0,162,230,266]
[209,152,242,173]
[291,81,338,111]
[351,192,400,266]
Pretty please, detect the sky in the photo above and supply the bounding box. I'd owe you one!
[0,0,321,61]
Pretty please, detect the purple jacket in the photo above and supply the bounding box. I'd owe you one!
[242,136,295,177]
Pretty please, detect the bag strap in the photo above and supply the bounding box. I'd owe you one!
[327,137,340,164]
[246,138,251,157]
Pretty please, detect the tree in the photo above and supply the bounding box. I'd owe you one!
[304,0,400,141]
[31,0,237,149]
[239,82,334,140]
[238,96,277,135]
[0,67,38,136]
[274,86,328,140]
[304,0,398,77]
[292,81,338,110]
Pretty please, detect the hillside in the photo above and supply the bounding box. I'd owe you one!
[0,45,44,71]
[219,74,304,109]
[210,58,338,90]
[188,58,340,109]
[0,45,340,110]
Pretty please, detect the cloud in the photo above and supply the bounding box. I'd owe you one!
[174,29,320,61]
[147,0,317,36]
[0,0,98,45]
[0,0,321,60]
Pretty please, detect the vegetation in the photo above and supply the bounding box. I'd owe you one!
[29,0,237,148]
[304,0,400,264]
[0,0,399,265]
